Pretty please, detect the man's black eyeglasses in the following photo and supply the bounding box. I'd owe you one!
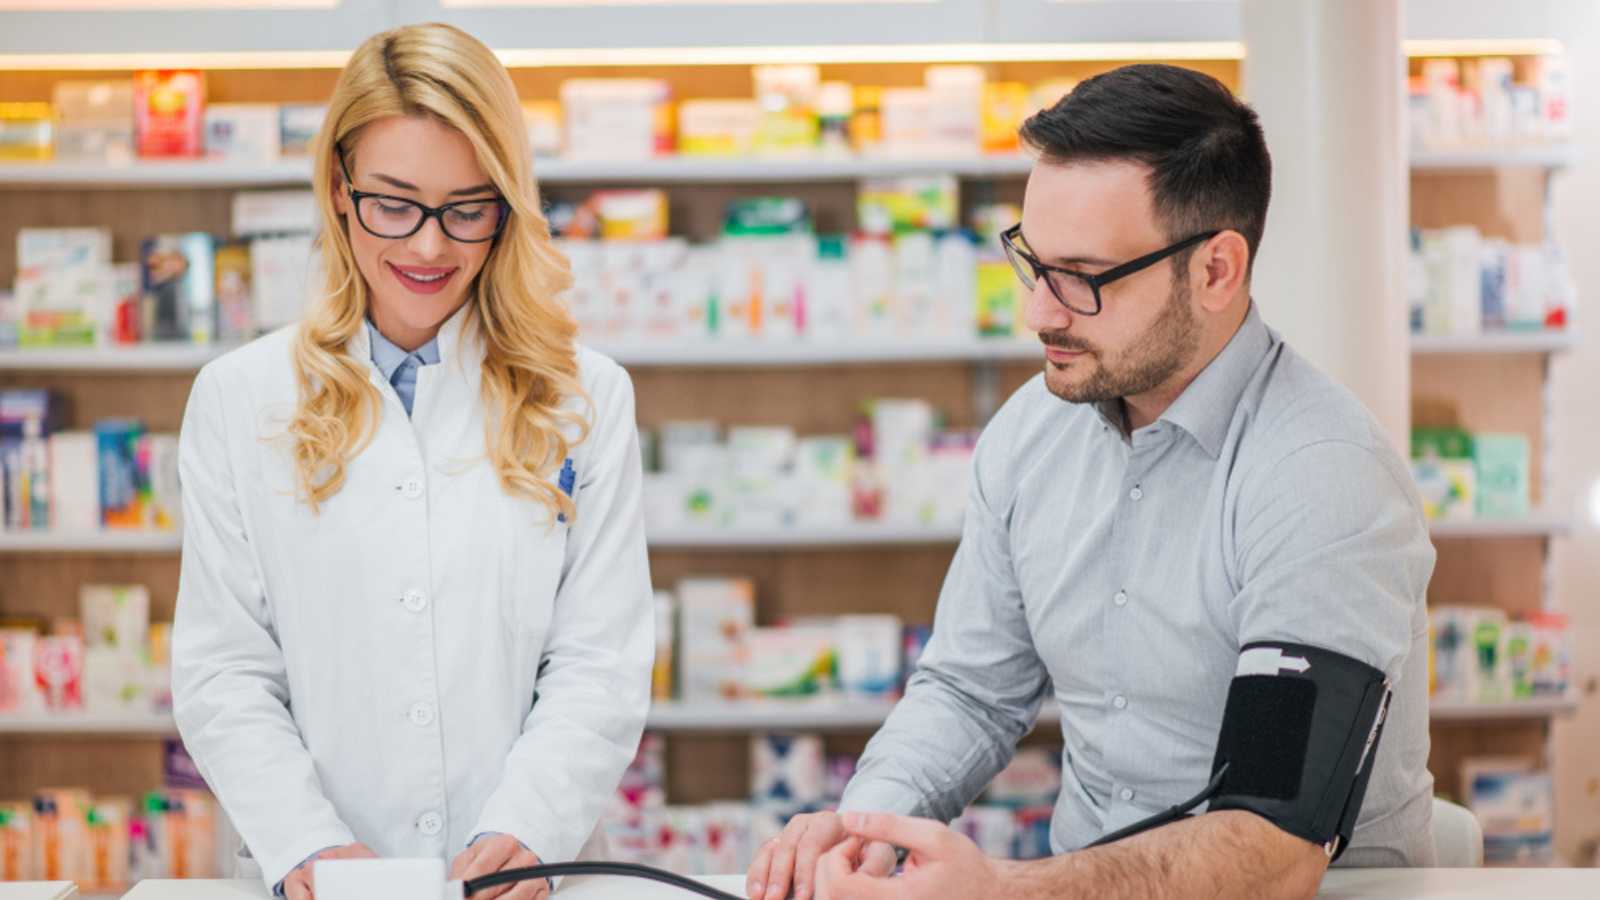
[337,145,510,244]
[1001,224,1219,316]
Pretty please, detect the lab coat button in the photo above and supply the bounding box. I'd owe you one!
[1113,591,1128,607]
[400,477,424,499]
[409,703,435,727]
[1112,695,1128,710]
[1129,486,1144,501]
[1120,788,1134,802]
[417,812,443,836]
[402,590,428,613]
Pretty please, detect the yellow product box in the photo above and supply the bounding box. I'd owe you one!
[678,99,760,157]
[976,259,1021,337]
[590,189,669,240]
[982,82,1031,154]
[753,64,820,155]
[0,103,54,161]
[521,100,562,157]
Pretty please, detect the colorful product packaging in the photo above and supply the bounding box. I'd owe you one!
[750,734,826,807]
[140,232,217,343]
[95,418,145,529]
[33,635,85,712]
[678,578,755,701]
[0,102,54,161]
[134,70,205,158]
[203,103,281,162]
[836,614,903,697]
[52,80,135,163]
[0,628,41,713]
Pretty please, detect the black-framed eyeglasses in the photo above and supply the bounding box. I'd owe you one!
[1001,224,1219,316]
[337,145,510,244]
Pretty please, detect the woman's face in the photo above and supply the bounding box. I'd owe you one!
[333,115,501,350]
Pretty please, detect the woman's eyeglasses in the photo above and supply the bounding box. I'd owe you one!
[338,145,510,244]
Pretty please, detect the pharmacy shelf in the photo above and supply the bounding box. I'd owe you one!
[1410,145,1576,171]
[0,524,964,554]
[0,339,1040,372]
[0,155,1036,189]
[0,530,181,554]
[0,158,314,188]
[648,523,963,549]
[593,338,1041,366]
[2,147,1575,189]
[1429,694,1582,723]
[0,343,239,372]
[3,516,1570,554]
[1411,331,1578,355]
[0,711,176,736]
[5,695,1576,738]
[538,155,1038,183]
[1428,512,1572,540]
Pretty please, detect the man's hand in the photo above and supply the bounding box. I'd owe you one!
[815,813,1002,900]
[450,833,546,900]
[281,842,378,900]
[747,811,896,900]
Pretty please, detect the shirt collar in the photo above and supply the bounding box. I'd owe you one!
[1157,301,1276,458]
[366,319,441,382]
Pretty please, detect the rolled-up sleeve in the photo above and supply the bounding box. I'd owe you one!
[470,364,653,864]
[840,425,1050,822]
[1229,438,1434,681]
[171,365,356,891]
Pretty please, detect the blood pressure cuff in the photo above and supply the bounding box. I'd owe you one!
[1206,642,1392,862]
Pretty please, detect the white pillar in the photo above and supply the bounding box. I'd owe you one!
[1241,0,1411,449]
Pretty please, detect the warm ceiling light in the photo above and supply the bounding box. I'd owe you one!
[0,41,1246,70]
[0,37,1564,72]
[0,0,334,7]
[1402,38,1564,57]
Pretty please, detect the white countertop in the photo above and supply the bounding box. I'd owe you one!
[115,869,1600,899]
[0,884,76,900]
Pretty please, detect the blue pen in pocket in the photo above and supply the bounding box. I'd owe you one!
[557,457,576,523]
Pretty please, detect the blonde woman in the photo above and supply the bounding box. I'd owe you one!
[172,23,652,900]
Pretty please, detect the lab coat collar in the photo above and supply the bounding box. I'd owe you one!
[344,299,485,389]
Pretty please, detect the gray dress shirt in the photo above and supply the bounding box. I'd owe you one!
[839,303,1437,867]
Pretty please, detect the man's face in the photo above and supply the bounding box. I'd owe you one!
[1018,159,1201,406]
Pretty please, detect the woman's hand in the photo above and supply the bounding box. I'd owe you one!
[451,833,547,900]
[281,842,378,900]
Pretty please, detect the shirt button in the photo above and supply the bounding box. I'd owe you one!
[402,589,428,613]
[399,477,424,499]
[1114,591,1128,607]
[1120,788,1135,802]
[1129,486,1144,501]
[1112,695,1128,710]
[417,812,443,837]
[409,702,435,727]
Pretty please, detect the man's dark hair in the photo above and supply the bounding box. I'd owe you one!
[1019,64,1272,274]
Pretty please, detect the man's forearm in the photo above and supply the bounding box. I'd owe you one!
[994,811,1329,900]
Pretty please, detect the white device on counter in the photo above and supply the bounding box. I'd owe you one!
[314,858,463,900]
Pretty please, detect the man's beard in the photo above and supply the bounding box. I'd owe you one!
[1040,276,1200,405]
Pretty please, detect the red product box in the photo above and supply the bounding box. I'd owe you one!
[135,70,206,158]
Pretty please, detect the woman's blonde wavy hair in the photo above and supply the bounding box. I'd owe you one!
[290,22,588,521]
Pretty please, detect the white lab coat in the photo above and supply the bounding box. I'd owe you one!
[171,306,653,891]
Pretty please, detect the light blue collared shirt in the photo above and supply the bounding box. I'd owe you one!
[367,321,440,417]
[840,303,1437,867]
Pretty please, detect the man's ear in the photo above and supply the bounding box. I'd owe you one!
[1194,230,1250,313]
